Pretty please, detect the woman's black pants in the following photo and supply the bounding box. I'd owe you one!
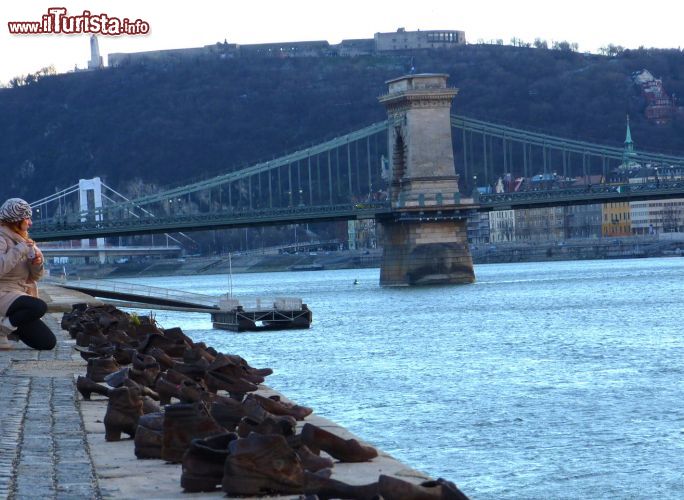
[6,295,56,350]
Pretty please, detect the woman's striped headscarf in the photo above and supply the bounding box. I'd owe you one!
[0,198,32,223]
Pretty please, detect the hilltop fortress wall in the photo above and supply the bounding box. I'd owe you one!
[108,28,466,67]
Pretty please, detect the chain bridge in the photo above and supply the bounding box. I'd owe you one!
[29,73,684,285]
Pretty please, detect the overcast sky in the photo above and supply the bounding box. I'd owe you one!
[1,0,681,84]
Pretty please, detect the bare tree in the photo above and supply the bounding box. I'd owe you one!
[662,205,681,233]
[533,38,548,49]
[552,40,577,52]
[599,44,625,57]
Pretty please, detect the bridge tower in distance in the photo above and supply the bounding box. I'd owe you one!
[377,73,474,285]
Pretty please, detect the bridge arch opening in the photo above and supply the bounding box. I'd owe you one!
[392,126,407,182]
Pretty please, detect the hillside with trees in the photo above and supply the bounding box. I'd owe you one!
[1,43,683,204]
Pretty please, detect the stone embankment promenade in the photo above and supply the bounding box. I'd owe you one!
[0,285,431,499]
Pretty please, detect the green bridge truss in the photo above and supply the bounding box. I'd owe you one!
[30,115,684,241]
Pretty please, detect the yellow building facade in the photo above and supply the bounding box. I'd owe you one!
[602,202,631,236]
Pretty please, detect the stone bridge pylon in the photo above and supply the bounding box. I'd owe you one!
[377,73,475,286]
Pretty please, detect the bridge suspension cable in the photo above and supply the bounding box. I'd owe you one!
[98,119,390,212]
[451,115,684,165]
[30,184,80,210]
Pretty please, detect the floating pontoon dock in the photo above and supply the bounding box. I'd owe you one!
[211,296,312,332]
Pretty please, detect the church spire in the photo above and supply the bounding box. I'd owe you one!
[624,114,633,147]
[622,114,636,168]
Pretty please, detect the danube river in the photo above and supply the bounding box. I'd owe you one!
[122,257,684,499]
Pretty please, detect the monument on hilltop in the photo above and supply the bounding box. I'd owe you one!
[88,35,104,70]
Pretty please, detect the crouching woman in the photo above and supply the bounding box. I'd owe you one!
[0,198,56,351]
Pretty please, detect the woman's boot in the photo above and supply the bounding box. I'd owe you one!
[181,432,237,492]
[378,475,471,500]
[104,328,134,347]
[221,433,307,496]
[76,321,108,347]
[74,343,115,362]
[303,471,379,500]
[208,353,272,383]
[103,386,144,441]
[128,353,160,387]
[241,394,300,429]
[122,378,160,401]
[161,401,226,463]
[155,374,183,405]
[141,396,161,414]
[205,371,258,394]
[236,415,296,438]
[293,444,334,473]
[300,423,378,462]
[112,344,136,365]
[207,357,265,384]
[134,412,164,459]
[60,303,88,332]
[253,394,313,420]
[103,367,130,388]
[138,331,187,357]
[183,345,214,365]
[146,347,178,370]
[76,375,111,400]
[163,326,195,348]
[155,374,206,405]
[209,396,246,431]
[86,356,121,382]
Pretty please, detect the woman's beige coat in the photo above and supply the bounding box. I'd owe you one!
[0,225,44,316]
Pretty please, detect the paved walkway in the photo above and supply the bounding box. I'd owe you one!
[0,314,101,499]
[0,286,102,500]
[0,285,431,500]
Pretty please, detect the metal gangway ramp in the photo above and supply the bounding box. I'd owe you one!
[51,279,221,310]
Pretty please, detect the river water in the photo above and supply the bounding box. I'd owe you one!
[120,257,684,499]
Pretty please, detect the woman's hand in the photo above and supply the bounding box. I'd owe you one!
[27,242,43,266]
[32,246,43,266]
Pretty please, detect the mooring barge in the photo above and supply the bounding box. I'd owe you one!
[211,296,312,332]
